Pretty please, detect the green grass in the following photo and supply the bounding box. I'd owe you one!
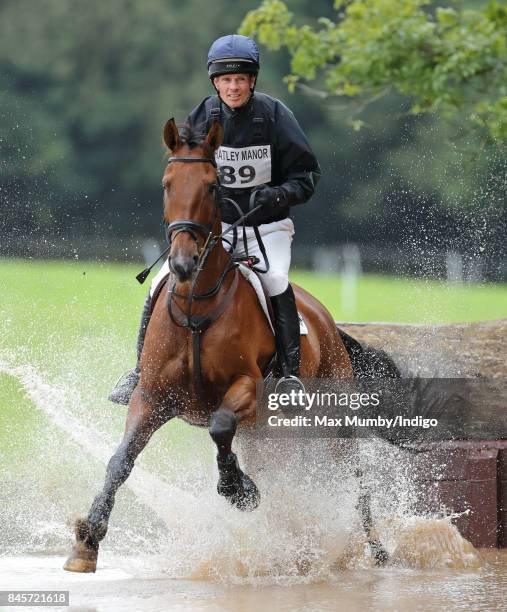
[0,259,505,360]
[0,258,505,476]
[291,270,507,324]
[0,374,45,465]
[0,257,505,380]
[0,257,505,382]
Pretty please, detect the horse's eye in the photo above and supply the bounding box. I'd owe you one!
[208,183,218,193]
[163,182,170,192]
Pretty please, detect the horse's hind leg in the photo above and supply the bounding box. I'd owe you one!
[356,468,389,565]
[209,376,260,511]
[64,391,170,572]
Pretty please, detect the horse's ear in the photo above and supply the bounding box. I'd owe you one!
[163,118,181,152]
[204,120,223,152]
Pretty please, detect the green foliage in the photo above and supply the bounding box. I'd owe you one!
[0,0,254,237]
[240,0,507,140]
[0,0,504,254]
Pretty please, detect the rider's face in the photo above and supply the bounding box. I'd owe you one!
[213,74,256,108]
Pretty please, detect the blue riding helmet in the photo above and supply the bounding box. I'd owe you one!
[207,34,260,79]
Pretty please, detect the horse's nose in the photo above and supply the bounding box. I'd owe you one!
[170,254,198,281]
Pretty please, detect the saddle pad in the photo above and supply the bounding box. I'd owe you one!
[237,265,308,336]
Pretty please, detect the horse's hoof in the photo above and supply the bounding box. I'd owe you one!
[217,472,260,511]
[62,516,105,573]
[216,453,260,511]
[63,542,98,573]
[228,473,260,512]
[371,542,389,566]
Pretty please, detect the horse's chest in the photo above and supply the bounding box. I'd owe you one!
[161,339,227,392]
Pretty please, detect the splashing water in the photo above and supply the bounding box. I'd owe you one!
[0,351,481,583]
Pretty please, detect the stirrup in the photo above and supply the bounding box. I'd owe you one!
[274,375,307,408]
[274,375,306,395]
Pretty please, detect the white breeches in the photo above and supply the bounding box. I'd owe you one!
[150,217,294,298]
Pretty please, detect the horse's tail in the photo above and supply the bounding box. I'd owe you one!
[337,327,401,379]
[337,327,439,454]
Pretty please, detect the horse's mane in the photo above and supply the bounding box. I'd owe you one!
[164,122,214,159]
[179,124,206,149]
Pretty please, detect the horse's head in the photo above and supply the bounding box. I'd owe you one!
[162,118,223,282]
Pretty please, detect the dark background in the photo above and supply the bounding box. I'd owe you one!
[1,0,505,279]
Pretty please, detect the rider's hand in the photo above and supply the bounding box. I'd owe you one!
[252,184,286,208]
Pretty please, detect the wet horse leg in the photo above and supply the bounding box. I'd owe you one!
[356,467,389,565]
[209,376,260,511]
[64,390,171,572]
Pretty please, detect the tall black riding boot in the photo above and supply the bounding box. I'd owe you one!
[270,284,306,398]
[108,293,152,405]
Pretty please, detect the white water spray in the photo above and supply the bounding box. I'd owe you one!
[0,354,481,580]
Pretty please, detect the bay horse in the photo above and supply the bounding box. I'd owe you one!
[63,119,388,573]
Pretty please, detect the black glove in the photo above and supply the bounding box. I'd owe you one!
[252,184,287,208]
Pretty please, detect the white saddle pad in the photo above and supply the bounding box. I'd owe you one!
[238,264,308,336]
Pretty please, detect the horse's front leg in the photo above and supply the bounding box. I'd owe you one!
[64,389,172,572]
[209,375,260,512]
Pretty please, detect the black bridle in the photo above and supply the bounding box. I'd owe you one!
[134,155,220,286]
[164,156,220,260]
[156,153,269,403]
[165,155,233,303]
[132,152,275,402]
[136,155,269,286]
[164,154,269,301]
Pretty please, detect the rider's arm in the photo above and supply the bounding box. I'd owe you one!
[273,101,322,207]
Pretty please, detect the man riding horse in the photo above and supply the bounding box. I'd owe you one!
[109,33,321,404]
[64,35,391,574]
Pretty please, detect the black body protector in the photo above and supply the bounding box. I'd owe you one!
[188,92,321,391]
[187,92,321,226]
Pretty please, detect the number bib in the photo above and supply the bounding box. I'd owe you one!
[215,145,271,189]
